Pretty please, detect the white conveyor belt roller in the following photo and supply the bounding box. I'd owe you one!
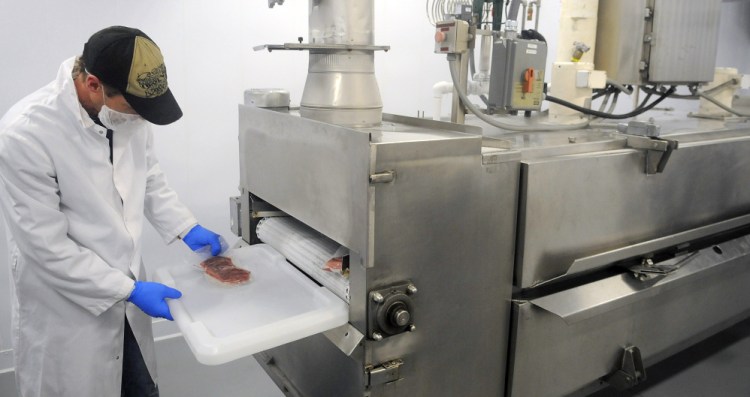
[256,216,351,302]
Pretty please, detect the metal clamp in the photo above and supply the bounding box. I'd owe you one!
[624,134,679,174]
[603,346,647,391]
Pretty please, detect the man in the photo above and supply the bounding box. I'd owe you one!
[0,26,223,397]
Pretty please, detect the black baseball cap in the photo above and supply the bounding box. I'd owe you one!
[82,26,182,125]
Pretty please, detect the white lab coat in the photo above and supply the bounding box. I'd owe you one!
[0,58,198,397]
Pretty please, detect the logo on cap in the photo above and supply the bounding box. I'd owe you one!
[127,36,169,99]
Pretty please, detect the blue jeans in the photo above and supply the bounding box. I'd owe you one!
[121,319,159,397]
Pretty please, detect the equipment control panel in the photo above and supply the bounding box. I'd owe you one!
[434,20,469,54]
[488,38,548,112]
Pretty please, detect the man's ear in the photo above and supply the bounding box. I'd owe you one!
[84,74,103,93]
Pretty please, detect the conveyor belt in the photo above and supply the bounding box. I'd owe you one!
[256,217,350,302]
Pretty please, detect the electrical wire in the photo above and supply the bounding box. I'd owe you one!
[448,58,591,131]
[699,92,750,117]
[637,91,653,109]
[641,85,697,100]
[606,91,620,114]
[592,85,615,100]
[703,79,740,95]
[597,91,612,112]
[545,86,677,120]
[426,0,473,26]
[606,79,634,95]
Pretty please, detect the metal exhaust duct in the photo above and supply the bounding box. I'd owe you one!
[300,0,383,127]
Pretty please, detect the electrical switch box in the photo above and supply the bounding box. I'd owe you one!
[488,38,548,112]
[434,20,470,54]
[595,0,722,85]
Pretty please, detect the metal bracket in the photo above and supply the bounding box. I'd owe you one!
[322,323,365,356]
[254,43,391,52]
[624,135,679,174]
[617,120,661,137]
[604,346,647,391]
[366,359,404,387]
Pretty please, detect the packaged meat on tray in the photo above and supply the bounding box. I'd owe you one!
[200,256,251,286]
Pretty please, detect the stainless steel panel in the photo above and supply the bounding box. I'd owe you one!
[255,334,366,397]
[366,137,519,397]
[595,0,722,85]
[239,106,371,258]
[595,0,648,85]
[568,214,750,276]
[243,110,519,396]
[649,0,722,83]
[481,126,628,159]
[508,235,750,397]
[516,128,750,288]
[229,196,241,236]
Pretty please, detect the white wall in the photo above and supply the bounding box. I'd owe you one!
[0,0,749,379]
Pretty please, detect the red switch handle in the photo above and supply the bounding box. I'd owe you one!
[523,68,535,94]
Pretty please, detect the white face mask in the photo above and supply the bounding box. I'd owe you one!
[97,95,145,130]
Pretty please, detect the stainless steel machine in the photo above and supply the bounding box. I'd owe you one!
[227,0,750,396]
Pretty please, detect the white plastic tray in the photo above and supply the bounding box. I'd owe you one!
[155,243,348,365]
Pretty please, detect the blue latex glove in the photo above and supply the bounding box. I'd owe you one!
[183,224,222,256]
[127,281,182,321]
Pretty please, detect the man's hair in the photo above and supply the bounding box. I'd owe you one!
[71,56,87,80]
[72,56,122,98]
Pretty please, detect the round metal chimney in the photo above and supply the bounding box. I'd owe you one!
[300,0,383,127]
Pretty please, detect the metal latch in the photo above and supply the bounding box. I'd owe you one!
[603,346,647,391]
[366,359,404,387]
[624,134,679,174]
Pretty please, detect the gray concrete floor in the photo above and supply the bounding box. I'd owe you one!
[0,336,285,397]
[155,336,284,397]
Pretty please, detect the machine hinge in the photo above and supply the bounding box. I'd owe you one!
[369,171,395,184]
[365,359,404,387]
[603,346,647,391]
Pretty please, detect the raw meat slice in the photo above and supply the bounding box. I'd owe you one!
[200,256,251,285]
[323,257,343,272]
[323,256,350,278]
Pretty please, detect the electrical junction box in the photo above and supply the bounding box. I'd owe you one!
[488,38,548,112]
[434,20,470,54]
[595,0,722,85]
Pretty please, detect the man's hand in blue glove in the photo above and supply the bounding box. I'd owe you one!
[182,224,223,256]
[127,281,182,321]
